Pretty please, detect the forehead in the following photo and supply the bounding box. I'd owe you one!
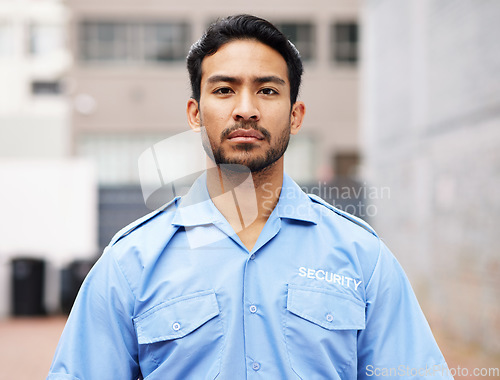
[200,39,289,86]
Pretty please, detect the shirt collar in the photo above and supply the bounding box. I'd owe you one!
[171,171,318,227]
[171,171,224,227]
[276,173,318,224]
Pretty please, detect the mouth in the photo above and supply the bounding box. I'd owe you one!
[226,129,265,143]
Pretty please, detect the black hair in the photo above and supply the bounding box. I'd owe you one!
[186,14,303,104]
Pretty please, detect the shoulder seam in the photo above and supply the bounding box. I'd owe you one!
[307,193,378,237]
[365,237,383,289]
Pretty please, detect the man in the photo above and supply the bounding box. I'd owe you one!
[48,15,453,379]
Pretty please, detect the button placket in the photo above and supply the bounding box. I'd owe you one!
[243,245,267,376]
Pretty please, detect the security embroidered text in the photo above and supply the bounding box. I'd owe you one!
[298,267,362,290]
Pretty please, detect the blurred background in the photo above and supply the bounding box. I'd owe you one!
[0,0,499,378]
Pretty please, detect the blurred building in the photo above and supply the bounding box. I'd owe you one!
[0,0,97,317]
[65,0,362,248]
[0,0,70,157]
[362,0,500,354]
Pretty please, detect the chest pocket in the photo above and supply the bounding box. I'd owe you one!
[284,284,365,380]
[134,289,224,380]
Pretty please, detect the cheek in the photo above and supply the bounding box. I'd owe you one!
[202,114,226,132]
[199,113,224,142]
[269,107,292,128]
[268,102,291,121]
[200,103,229,126]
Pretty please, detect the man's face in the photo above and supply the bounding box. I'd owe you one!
[188,39,304,173]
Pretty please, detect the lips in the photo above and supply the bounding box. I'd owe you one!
[226,129,265,142]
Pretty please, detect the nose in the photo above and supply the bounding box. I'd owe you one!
[232,91,260,121]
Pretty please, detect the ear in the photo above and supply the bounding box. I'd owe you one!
[290,101,306,135]
[187,98,201,132]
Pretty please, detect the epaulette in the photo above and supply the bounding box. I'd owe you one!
[307,193,378,238]
[109,196,180,247]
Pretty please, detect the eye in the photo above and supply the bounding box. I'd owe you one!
[213,87,234,95]
[259,88,278,95]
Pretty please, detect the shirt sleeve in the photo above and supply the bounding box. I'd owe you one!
[47,247,141,380]
[357,241,454,379]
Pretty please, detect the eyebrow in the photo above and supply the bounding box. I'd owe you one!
[255,76,286,86]
[206,75,286,86]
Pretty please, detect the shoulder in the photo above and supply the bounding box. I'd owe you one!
[109,196,180,247]
[307,193,383,286]
[104,196,181,268]
[100,197,181,295]
[307,193,378,238]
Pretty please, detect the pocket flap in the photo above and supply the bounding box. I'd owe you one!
[287,284,365,330]
[134,289,220,344]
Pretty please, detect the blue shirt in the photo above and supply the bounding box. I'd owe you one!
[48,173,453,380]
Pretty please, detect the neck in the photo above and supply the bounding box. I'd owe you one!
[206,158,284,231]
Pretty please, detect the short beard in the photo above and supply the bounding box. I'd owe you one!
[201,119,291,173]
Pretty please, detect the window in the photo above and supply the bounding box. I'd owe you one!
[79,21,190,63]
[29,23,65,56]
[331,22,358,64]
[31,80,62,96]
[80,22,128,61]
[0,21,13,57]
[143,23,189,62]
[274,22,315,61]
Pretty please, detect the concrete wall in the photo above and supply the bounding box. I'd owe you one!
[362,0,500,354]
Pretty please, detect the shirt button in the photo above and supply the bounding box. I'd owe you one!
[326,313,334,322]
[252,362,261,371]
[249,254,256,260]
[249,305,257,313]
[172,322,181,331]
